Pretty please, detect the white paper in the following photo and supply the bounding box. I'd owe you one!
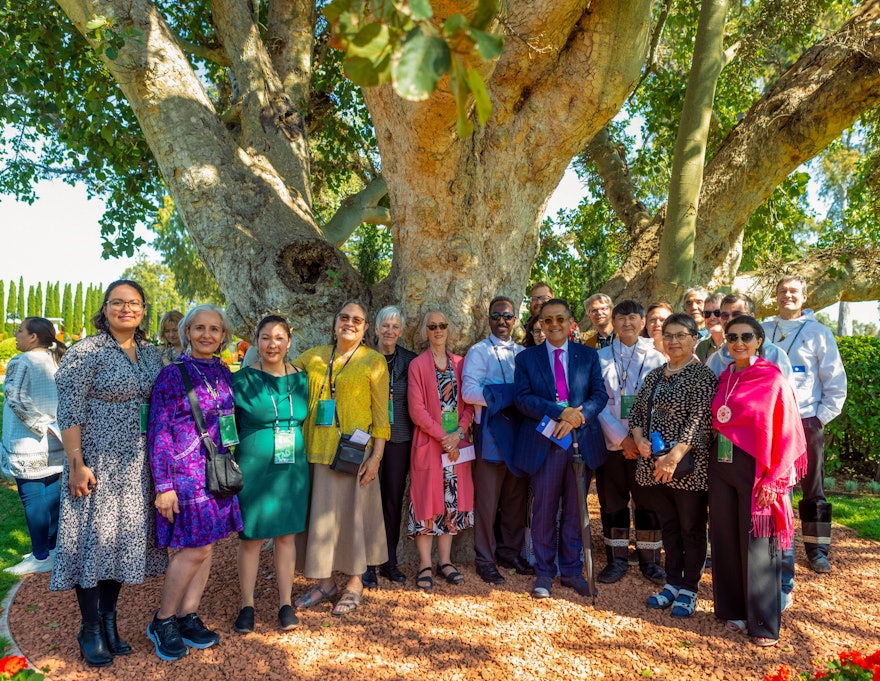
[349,428,371,446]
[443,443,476,468]
[538,417,558,438]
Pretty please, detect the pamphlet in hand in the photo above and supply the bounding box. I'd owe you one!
[536,415,573,450]
[442,443,476,468]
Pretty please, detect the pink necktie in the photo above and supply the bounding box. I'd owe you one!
[553,348,568,403]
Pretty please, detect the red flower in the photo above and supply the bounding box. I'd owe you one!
[0,656,28,676]
[764,667,794,681]
[840,651,866,667]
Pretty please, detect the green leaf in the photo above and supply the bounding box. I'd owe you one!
[392,30,450,101]
[442,14,468,37]
[348,22,392,64]
[469,28,503,61]
[470,0,500,31]
[465,67,492,125]
[344,55,390,87]
[85,16,108,31]
[450,57,473,137]
[104,46,118,61]
[409,0,433,22]
[322,0,352,23]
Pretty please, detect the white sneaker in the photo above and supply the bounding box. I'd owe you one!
[781,591,793,613]
[4,553,54,576]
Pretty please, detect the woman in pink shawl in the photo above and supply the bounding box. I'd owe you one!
[709,315,807,648]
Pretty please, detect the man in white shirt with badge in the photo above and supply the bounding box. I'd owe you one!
[762,276,847,574]
[463,296,532,584]
[595,300,667,584]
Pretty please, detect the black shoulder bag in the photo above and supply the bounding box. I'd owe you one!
[175,362,244,497]
[646,376,695,480]
[329,407,368,477]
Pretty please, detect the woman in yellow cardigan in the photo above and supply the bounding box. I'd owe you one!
[293,300,390,617]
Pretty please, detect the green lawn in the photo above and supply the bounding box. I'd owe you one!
[794,490,880,542]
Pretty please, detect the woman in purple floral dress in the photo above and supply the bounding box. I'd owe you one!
[147,305,243,662]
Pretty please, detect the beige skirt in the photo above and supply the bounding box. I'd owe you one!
[304,463,388,578]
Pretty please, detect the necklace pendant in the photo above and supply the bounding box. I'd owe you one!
[716,404,732,424]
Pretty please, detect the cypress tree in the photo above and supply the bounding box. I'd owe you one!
[6,281,16,331]
[62,283,73,338]
[16,277,25,326]
[27,285,35,318]
[0,280,5,336]
[35,282,44,318]
[46,282,60,318]
[73,282,84,338]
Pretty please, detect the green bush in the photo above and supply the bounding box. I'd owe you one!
[0,337,19,363]
[843,479,859,493]
[824,335,880,478]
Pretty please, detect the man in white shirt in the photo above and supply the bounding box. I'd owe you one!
[463,296,532,584]
[762,276,847,574]
[595,300,667,584]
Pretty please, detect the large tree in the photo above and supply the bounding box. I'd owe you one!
[2,0,879,350]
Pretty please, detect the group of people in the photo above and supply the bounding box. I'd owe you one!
[0,273,846,667]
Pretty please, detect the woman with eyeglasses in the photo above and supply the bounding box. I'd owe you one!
[629,313,716,619]
[709,316,806,647]
[292,300,390,616]
[51,280,167,668]
[407,309,474,592]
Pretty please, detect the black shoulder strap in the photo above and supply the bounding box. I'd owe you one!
[174,361,217,456]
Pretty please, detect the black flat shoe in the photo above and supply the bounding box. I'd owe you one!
[100,610,132,656]
[597,558,629,584]
[497,555,535,575]
[362,566,379,588]
[278,605,299,630]
[78,620,113,668]
[379,563,407,583]
[476,564,506,585]
[234,606,255,633]
[640,561,667,585]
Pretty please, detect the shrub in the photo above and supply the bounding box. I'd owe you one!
[843,479,859,493]
[824,477,836,491]
[0,339,18,363]
[824,336,880,478]
[866,480,880,495]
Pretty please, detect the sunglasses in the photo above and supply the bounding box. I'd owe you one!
[489,312,515,321]
[541,315,570,326]
[337,313,365,325]
[725,332,757,343]
[704,309,722,317]
[426,323,449,331]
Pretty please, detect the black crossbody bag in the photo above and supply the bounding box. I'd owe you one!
[329,407,368,477]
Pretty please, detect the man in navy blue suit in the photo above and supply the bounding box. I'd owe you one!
[513,299,609,599]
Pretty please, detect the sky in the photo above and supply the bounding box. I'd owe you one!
[0,171,877,327]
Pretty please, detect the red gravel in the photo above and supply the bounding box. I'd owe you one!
[7,500,880,681]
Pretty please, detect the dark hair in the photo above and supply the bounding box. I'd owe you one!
[489,296,516,312]
[256,314,292,340]
[23,317,67,364]
[538,298,573,319]
[612,299,645,318]
[91,279,148,343]
[724,315,765,356]
[331,299,369,344]
[661,312,699,336]
[720,292,755,315]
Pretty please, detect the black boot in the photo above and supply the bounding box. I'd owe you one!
[636,528,666,585]
[77,620,113,668]
[100,610,132,656]
[597,527,630,584]
[800,499,833,573]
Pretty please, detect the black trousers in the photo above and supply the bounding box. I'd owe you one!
[709,441,781,639]
[596,450,661,558]
[649,485,707,592]
[473,430,529,568]
[377,440,411,568]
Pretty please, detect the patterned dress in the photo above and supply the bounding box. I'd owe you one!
[50,333,168,591]
[148,355,243,549]
[407,365,474,537]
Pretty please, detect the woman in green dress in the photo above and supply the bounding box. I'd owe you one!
[231,315,309,632]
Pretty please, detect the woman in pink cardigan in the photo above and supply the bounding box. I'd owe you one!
[406,309,474,592]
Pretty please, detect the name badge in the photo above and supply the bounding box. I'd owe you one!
[620,394,636,419]
[792,365,806,373]
[388,398,394,425]
[316,398,336,426]
[441,410,459,434]
[717,433,733,463]
[139,403,150,435]
[274,427,296,464]
[219,413,239,447]
[556,400,569,409]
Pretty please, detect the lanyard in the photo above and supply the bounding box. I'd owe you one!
[489,338,512,384]
[319,345,360,399]
[437,352,457,406]
[386,349,397,399]
[259,360,294,428]
[188,360,222,411]
[611,341,646,396]
[773,319,808,356]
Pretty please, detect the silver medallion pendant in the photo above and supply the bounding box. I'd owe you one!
[716,404,732,424]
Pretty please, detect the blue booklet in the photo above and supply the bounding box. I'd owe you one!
[536,415,573,450]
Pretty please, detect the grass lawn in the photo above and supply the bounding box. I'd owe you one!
[794,490,880,541]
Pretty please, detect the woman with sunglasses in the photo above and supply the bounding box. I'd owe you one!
[630,313,716,619]
[407,309,474,592]
[709,316,806,647]
[292,300,390,616]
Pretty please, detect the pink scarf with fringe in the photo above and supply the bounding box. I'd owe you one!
[712,358,808,551]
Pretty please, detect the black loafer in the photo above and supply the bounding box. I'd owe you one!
[379,564,407,583]
[476,564,506,585]
[597,558,629,584]
[808,553,832,574]
[560,575,596,597]
[362,566,379,588]
[640,561,667,585]
[278,605,299,630]
[498,555,535,575]
[233,606,255,633]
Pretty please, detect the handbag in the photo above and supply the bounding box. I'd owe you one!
[175,362,244,497]
[646,379,695,481]
[329,407,368,476]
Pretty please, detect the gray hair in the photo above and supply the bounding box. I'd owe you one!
[584,293,612,310]
[418,308,450,344]
[681,287,710,308]
[375,305,406,329]
[179,304,233,355]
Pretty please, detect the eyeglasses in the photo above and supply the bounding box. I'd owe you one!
[588,306,609,315]
[337,313,365,325]
[541,315,570,326]
[106,299,144,311]
[489,312,515,321]
[704,309,722,318]
[531,328,545,336]
[719,310,745,321]
[662,332,694,342]
[426,323,449,331]
[725,332,757,343]
[530,294,551,304]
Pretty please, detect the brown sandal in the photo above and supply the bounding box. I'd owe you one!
[331,589,363,617]
[294,584,337,609]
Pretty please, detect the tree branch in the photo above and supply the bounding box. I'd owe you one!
[169,29,230,67]
[323,176,390,246]
[266,0,315,107]
[634,0,673,92]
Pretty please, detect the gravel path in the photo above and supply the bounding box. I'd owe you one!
[7,501,880,681]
